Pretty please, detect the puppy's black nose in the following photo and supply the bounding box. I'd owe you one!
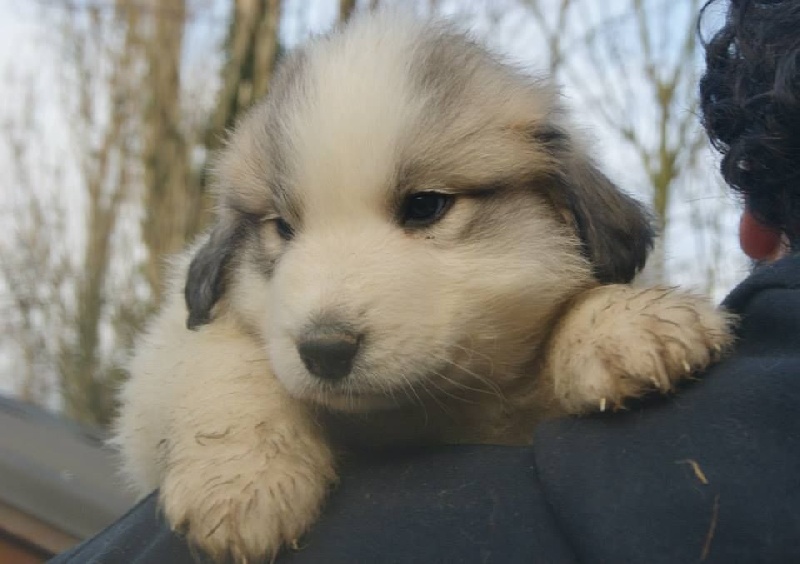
[297,326,361,381]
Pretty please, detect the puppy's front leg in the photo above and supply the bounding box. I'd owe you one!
[159,320,335,563]
[545,285,735,414]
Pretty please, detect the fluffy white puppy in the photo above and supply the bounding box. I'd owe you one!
[114,11,733,562]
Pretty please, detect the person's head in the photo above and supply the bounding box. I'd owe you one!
[700,0,800,260]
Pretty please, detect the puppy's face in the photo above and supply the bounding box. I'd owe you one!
[185,15,652,412]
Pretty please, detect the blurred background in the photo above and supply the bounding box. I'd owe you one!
[0,0,747,557]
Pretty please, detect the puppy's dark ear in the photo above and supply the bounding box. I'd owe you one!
[185,220,243,330]
[536,126,654,284]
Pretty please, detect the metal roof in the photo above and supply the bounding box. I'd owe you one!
[0,395,137,543]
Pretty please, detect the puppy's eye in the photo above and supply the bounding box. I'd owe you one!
[275,217,295,241]
[401,192,454,228]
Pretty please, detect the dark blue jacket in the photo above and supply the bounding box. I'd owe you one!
[51,255,800,563]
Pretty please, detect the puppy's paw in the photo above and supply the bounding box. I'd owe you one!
[547,285,735,414]
[160,424,336,563]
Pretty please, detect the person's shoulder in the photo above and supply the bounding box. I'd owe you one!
[48,493,196,564]
[533,255,800,563]
[723,253,800,311]
[275,445,577,563]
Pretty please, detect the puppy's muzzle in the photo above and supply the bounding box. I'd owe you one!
[297,324,362,381]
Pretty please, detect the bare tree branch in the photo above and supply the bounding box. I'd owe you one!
[340,0,357,22]
[206,0,283,154]
[521,0,575,75]
[139,0,200,302]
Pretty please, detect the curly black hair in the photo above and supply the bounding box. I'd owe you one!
[699,0,800,245]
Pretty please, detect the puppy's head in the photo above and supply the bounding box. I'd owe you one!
[185,13,653,411]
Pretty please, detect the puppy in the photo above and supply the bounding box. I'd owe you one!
[113,11,733,562]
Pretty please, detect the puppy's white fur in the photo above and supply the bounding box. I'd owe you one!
[114,11,733,562]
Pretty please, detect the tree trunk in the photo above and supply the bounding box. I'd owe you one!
[205,0,283,154]
[140,0,197,303]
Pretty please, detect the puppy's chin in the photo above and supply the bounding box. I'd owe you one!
[303,389,400,413]
[273,371,407,413]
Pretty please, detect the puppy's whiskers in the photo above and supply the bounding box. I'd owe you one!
[344,381,356,412]
[429,353,506,402]
[449,347,503,397]
[398,372,429,424]
[375,376,402,407]
[427,372,477,406]
[452,342,495,373]
[418,377,457,418]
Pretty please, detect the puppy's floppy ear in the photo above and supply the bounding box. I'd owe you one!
[535,125,654,284]
[185,218,243,330]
